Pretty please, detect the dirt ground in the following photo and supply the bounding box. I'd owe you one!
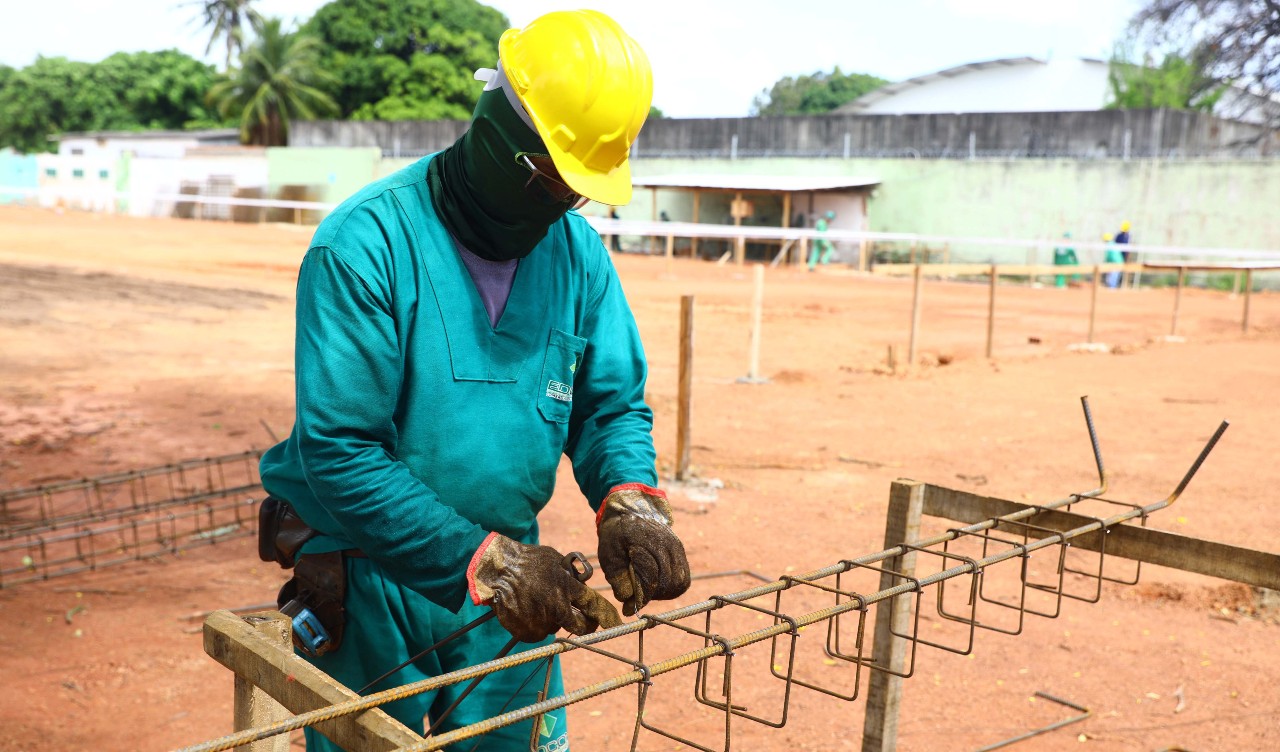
[0,205,1277,752]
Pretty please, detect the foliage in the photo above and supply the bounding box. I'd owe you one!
[1129,0,1280,127]
[751,67,888,116]
[1106,43,1226,111]
[207,17,339,145]
[303,0,508,119]
[648,105,665,120]
[0,51,220,153]
[186,0,262,71]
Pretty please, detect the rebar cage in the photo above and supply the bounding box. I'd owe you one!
[176,399,1245,752]
[0,450,263,588]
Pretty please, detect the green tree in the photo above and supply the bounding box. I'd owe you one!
[206,17,340,145]
[187,0,262,71]
[1106,43,1226,111]
[93,50,223,129]
[303,0,508,119]
[751,67,888,116]
[1130,0,1280,128]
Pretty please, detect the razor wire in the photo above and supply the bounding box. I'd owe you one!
[0,450,264,588]
[174,399,1230,752]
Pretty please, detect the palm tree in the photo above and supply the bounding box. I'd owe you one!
[187,0,261,71]
[206,18,339,146]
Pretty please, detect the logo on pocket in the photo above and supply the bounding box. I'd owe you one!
[546,380,573,402]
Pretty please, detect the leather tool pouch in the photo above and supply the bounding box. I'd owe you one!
[277,551,348,656]
[258,496,319,570]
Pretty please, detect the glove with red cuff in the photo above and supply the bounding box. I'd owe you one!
[596,484,691,616]
[468,533,623,643]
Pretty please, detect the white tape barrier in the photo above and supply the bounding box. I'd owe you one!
[0,185,336,211]
[3,184,1278,264]
[586,217,1280,263]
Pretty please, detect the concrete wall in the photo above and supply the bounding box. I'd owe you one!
[126,152,269,218]
[628,157,1280,261]
[291,109,1273,159]
[291,120,466,155]
[265,147,383,207]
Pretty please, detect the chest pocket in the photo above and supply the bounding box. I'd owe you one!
[537,328,587,423]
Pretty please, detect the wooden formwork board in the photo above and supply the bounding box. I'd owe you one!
[204,609,420,751]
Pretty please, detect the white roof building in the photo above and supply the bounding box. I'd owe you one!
[839,57,1276,125]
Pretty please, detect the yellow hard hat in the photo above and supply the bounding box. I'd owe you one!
[499,10,652,206]
[1120,220,1131,231]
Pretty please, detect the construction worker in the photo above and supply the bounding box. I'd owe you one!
[1053,231,1079,288]
[1103,233,1124,288]
[808,210,836,270]
[1115,219,1134,286]
[257,10,690,751]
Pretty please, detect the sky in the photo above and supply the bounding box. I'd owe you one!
[0,0,1140,118]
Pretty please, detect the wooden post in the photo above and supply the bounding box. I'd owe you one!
[676,295,694,481]
[204,610,420,751]
[782,192,791,230]
[1231,270,1242,297]
[691,190,701,258]
[1170,266,1186,336]
[907,264,923,366]
[1088,265,1101,344]
[859,237,869,272]
[664,234,674,277]
[1243,269,1254,333]
[908,239,917,265]
[747,265,764,381]
[649,187,658,255]
[861,480,925,752]
[986,264,997,359]
[800,236,810,270]
[734,235,746,265]
[293,206,301,225]
[234,613,291,752]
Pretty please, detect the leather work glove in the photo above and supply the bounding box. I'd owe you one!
[597,484,691,616]
[468,533,623,643]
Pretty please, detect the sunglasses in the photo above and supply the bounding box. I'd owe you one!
[515,152,589,209]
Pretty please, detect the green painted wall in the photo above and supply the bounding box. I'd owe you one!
[266,147,383,206]
[628,158,1280,261]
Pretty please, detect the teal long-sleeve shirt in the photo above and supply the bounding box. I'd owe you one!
[259,155,658,611]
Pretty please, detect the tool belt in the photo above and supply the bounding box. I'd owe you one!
[258,496,356,657]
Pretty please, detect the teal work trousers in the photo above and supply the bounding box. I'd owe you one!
[300,554,569,752]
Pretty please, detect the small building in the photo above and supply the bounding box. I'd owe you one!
[628,173,879,263]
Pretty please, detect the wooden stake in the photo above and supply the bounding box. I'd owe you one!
[860,480,924,752]
[649,186,658,255]
[664,234,674,277]
[1088,265,1101,343]
[1171,266,1186,336]
[747,265,764,381]
[734,235,746,265]
[233,613,291,752]
[986,264,997,359]
[676,295,695,481]
[691,190,701,258]
[1243,269,1254,333]
[907,264,923,366]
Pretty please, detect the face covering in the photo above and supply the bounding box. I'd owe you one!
[427,87,573,261]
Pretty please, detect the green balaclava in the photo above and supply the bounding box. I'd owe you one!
[427,86,573,261]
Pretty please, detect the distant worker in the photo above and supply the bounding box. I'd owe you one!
[808,210,836,271]
[256,10,690,751]
[1115,219,1133,286]
[1052,231,1079,288]
[1103,233,1123,288]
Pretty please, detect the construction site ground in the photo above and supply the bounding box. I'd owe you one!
[1,205,1277,752]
